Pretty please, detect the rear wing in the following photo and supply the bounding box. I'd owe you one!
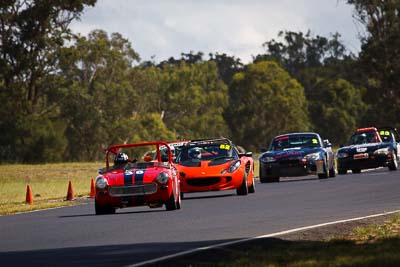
[185,138,232,147]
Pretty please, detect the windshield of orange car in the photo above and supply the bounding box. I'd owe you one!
[176,144,238,162]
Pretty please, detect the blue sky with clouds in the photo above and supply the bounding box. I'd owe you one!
[71,0,364,63]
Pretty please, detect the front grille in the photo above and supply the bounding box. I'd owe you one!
[109,183,157,197]
[186,177,221,186]
[279,159,301,166]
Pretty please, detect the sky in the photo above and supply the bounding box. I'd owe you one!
[70,0,364,63]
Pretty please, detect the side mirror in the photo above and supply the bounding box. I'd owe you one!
[323,139,332,148]
[260,147,267,153]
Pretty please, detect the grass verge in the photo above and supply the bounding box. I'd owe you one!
[0,162,101,215]
[157,214,400,267]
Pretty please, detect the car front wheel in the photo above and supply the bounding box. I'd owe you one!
[318,160,328,179]
[388,152,398,171]
[248,174,255,193]
[165,191,178,211]
[236,173,248,195]
[95,200,115,215]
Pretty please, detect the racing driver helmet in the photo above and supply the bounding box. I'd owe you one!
[114,152,129,165]
[188,147,201,160]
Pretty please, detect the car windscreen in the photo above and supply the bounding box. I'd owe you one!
[349,131,380,145]
[177,144,238,162]
[270,135,320,151]
[379,130,395,143]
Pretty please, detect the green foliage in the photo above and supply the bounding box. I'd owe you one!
[60,30,142,161]
[158,61,230,139]
[1,0,400,162]
[0,0,96,162]
[256,31,351,74]
[309,78,366,145]
[347,0,400,128]
[226,61,310,150]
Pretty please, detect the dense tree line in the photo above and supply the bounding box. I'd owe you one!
[1,0,399,163]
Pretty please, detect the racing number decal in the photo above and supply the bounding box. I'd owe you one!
[380,130,390,136]
[220,144,231,150]
[312,139,318,144]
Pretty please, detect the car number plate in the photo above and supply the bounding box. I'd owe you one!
[353,153,368,159]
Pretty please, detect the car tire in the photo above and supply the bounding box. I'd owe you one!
[259,167,279,183]
[260,175,279,183]
[176,190,182,210]
[259,175,267,183]
[318,160,328,179]
[328,162,336,178]
[338,169,347,175]
[95,200,115,215]
[352,169,361,174]
[248,174,255,193]
[388,152,398,171]
[236,173,248,195]
[165,191,178,211]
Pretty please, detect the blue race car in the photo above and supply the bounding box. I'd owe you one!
[336,127,399,174]
[259,132,336,183]
[378,127,400,161]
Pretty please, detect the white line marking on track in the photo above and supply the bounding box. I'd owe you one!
[365,172,389,176]
[0,202,89,217]
[127,209,400,267]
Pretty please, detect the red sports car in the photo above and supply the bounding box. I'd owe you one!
[95,142,181,214]
[174,138,255,197]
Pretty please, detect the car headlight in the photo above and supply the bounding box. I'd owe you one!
[374,147,389,155]
[261,156,276,163]
[157,172,169,184]
[228,160,241,173]
[95,176,108,189]
[304,152,321,160]
[337,152,349,158]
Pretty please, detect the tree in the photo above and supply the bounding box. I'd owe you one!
[309,78,366,145]
[347,0,400,127]
[226,61,310,150]
[158,61,230,139]
[60,30,141,161]
[0,0,96,162]
[209,53,244,85]
[254,30,364,144]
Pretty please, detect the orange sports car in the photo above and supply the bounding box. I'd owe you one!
[174,138,255,197]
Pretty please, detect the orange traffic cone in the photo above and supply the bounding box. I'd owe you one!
[89,178,95,198]
[66,181,74,201]
[25,184,33,204]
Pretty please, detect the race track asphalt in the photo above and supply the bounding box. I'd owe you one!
[0,168,399,266]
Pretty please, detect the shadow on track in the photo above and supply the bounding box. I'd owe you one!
[59,208,167,218]
[3,236,400,267]
[182,193,236,200]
